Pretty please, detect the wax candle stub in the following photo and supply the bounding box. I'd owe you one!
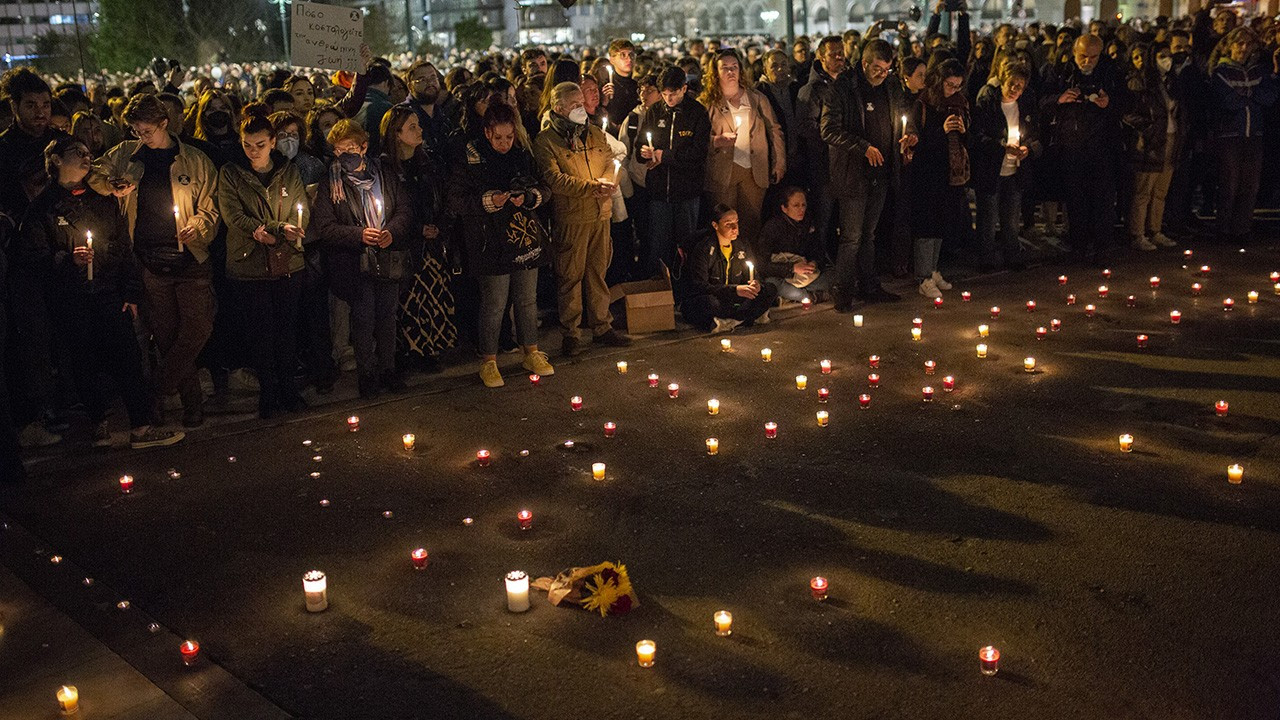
[802,297,812,310]
[517,509,533,530]
[706,437,719,455]
[411,548,429,569]
[180,639,200,666]
[402,433,415,451]
[617,361,628,374]
[506,571,531,612]
[979,646,1000,676]
[1228,464,1244,484]
[810,576,829,601]
[648,373,659,387]
[592,462,606,480]
[635,640,656,667]
[1126,295,1136,307]
[1215,400,1228,417]
[764,422,778,439]
[303,570,328,612]
[57,685,79,715]
[1119,434,1134,453]
[714,610,733,636]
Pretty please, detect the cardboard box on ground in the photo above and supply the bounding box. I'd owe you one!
[609,262,675,334]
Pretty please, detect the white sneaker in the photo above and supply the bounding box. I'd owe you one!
[1132,236,1158,251]
[1151,232,1178,248]
[931,271,952,291]
[712,317,742,334]
[918,278,942,299]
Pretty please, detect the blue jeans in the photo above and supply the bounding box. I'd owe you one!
[766,272,833,302]
[976,176,1023,267]
[647,197,699,276]
[478,268,538,357]
[913,236,942,282]
[833,181,889,295]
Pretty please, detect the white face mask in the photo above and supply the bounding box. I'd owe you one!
[277,136,300,159]
[1157,57,1173,73]
[568,107,589,125]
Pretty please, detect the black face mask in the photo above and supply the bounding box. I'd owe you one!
[1172,51,1189,67]
[205,110,231,131]
[337,152,364,173]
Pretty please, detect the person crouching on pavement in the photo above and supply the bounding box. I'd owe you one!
[682,204,777,333]
[758,187,833,304]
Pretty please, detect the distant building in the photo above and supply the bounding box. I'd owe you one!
[1,0,97,65]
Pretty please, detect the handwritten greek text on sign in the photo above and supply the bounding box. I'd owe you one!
[291,1,364,73]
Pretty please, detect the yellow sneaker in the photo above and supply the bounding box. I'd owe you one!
[479,360,505,388]
[522,350,555,376]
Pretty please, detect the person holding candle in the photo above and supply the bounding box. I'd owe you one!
[972,61,1038,272]
[89,92,218,429]
[217,105,310,418]
[311,119,416,398]
[21,136,183,449]
[452,104,554,388]
[1123,43,1184,252]
[600,39,640,131]
[758,187,833,303]
[682,205,777,333]
[700,49,786,249]
[907,58,969,300]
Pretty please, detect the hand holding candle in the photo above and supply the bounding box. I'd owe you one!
[746,260,755,283]
[85,231,93,281]
[173,205,184,251]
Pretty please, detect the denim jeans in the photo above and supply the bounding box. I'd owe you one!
[833,180,889,295]
[647,197,699,277]
[352,277,400,375]
[766,272,833,302]
[976,176,1023,267]
[477,268,539,357]
[913,236,942,282]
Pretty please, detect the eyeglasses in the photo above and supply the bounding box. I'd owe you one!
[944,79,964,91]
[133,126,163,141]
[866,63,892,77]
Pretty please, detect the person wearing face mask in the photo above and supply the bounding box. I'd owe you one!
[270,111,325,186]
[1123,44,1184,251]
[192,90,241,167]
[533,82,633,357]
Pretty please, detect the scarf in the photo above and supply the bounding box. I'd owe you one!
[547,111,586,151]
[329,157,385,229]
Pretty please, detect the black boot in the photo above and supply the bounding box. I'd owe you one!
[358,372,381,399]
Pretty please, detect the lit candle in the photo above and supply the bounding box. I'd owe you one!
[1184,249,1193,256]
[617,360,628,374]
[1102,268,1112,279]
[976,343,988,359]
[714,610,733,636]
[1274,283,1279,296]
[1223,298,1234,311]
[868,373,879,387]
[820,359,832,374]
[506,570,531,612]
[303,570,328,612]
[56,685,79,714]
[1272,271,1279,283]
[1150,276,1160,289]
[1035,326,1047,340]
[764,421,778,439]
[746,260,754,283]
[85,231,93,281]
[934,296,943,309]
[612,159,621,181]
[1170,310,1182,324]
[645,130,652,146]
[1126,295,1136,307]
[1025,300,1036,313]
[604,421,617,437]
[529,373,541,386]
[1191,283,1202,296]
[853,314,864,327]
[173,205,184,251]
[707,399,719,415]
[978,324,989,338]
[517,509,533,530]
[648,372,659,387]
[706,437,719,455]
[901,114,908,134]
[296,201,304,225]
[347,415,359,431]
[1215,400,1228,417]
[667,383,680,398]
[1023,357,1036,373]
[1248,291,1259,304]
[635,639,656,667]
[1051,318,1062,331]
[809,576,828,601]
[592,462,606,480]
[1199,265,1210,276]
[1098,285,1109,298]
[924,360,936,375]
[1066,294,1077,305]
[922,386,934,402]
[1118,434,1134,453]
[1136,334,1148,348]
[961,291,971,302]
[1058,274,1068,285]
[869,355,880,368]
[119,474,134,494]
[1084,304,1096,317]
[602,117,609,131]
[721,338,732,352]
[411,548,429,569]
[1227,464,1243,484]
[942,375,955,392]
[990,306,1001,319]
[570,395,583,410]
[795,375,807,390]
[818,387,830,402]
[802,297,813,311]
[608,65,615,82]
[1007,126,1020,147]
[402,433,415,451]
[735,115,743,130]
[979,645,1000,676]
[859,394,871,409]
[761,348,772,362]
[374,198,383,225]
[477,449,491,467]
[911,327,922,342]
[912,317,924,329]
[816,410,829,427]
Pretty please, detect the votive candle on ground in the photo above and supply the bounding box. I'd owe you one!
[1216,400,1229,417]
[119,474,134,494]
[1170,310,1182,324]
[1102,268,1112,279]
[818,387,830,402]
[604,421,617,437]
[1026,300,1037,312]
[477,449,491,467]
[924,360,936,374]
[1058,274,1068,285]
[990,306,1001,319]
[922,386,934,402]
[505,571,530,612]
[1067,294,1077,305]
[1272,271,1280,282]
[347,415,359,431]
[714,610,733,636]
[617,360,628,374]
[943,375,955,392]
[1126,295,1136,307]
[411,548,429,569]
[56,685,78,714]
[1275,282,1280,295]
[570,395,583,411]
[667,383,680,398]
[934,297,943,309]
[869,355,880,368]
[1223,298,1234,311]
[1136,334,1148,348]
[761,348,772,362]
[978,324,990,337]
[816,410,829,427]
[1085,304,1096,317]
[303,570,328,612]
[1023,357,1036,373]
[912,317,923,328]
[859,394,871,409]
[979,646,1000,676]
[635,640,656,667]
[529,373,541,386]
[1098,285,1109,298]
[592,463,606,480]
[180,639,200,665]
[1228,464,1244,484]
[1051,318,1062,331]
[868,373,880,387]
[961,291,971,302]
[707,399,720,415]
[518,509,533,530]
[911,327,922,342]
[1150,276,1161,288]
[1119,434,1134,453]
[853,314,864,327]
[1192,282,1202,295]
[802,297,813,310]
[706,437,719,455]
[402,433,416,451]
[976,344,988,358]
[1036,326,1047,340]
[796,375,808,390]
[721,338,732,352]
[1248,291,1259,304]
[764,422,778,439]
[820,359,832,374]
[648,373,659,387]
[810,576,829,601]
[1200,265,1211,276]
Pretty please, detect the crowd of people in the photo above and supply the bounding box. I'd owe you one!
[1,2,1278,480]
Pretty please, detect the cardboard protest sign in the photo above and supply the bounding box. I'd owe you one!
[291,1,364,72]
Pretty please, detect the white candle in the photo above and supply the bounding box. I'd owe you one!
[1227,464,1243,484]
[601,117,609,131]
[505,571,530,612]
[173,205,184,251]
[374,198,383,228]
[57,685,79,714]
[646,131,652,147]
[85,231,93,281]
[713,610,733,636]
[607,65,614,82]
[853,314,864,327]
[735,115,743,131]
[746,260,754,283]
[303,570,328,612]
[635,639,656,667]
[902,114,908,134]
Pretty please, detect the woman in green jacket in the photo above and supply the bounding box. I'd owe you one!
[217,104,309,418]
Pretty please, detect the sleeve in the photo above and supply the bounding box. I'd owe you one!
[337,72,371,118]
[758,93,787,180]
[216,167,264,245]
[955,12,972,61]
[384,171,417,250]
[820,81,870,155]
[533,135,595,198]
[87,143,126,196]
[186,151,220,253]
[310,184,365,249]
[927,10,942,36]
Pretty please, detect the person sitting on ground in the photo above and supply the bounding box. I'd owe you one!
[682,204,778,333]
[758,187,833,303]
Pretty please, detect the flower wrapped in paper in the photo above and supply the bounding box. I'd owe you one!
[531,561,637,617]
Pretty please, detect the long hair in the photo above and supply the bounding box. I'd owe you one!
[539,59,581,118]
[306,104,345,158]
[922,58,967,109]
[698,49,753,109]
[379,105,421,177]
[192,89,236,141]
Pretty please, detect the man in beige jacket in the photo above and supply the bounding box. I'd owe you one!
[533,82,633,356]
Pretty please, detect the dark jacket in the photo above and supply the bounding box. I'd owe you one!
[0,125,66,221]
[356,87,395,155]
[18,183,143,303]
[970,90,1042,192]
[684,234,756,306]
[217,151,309,280]
[452,139,550,276]
[1209,59,1278,140]
[1040,62,1123,155]
[310,158,416,303]
[604,71,640,130]
[759,78,801,165]
[820,69,910,195]
[1123,71,1185,170]
[758,213,829,279]
[632,95,711,202]
[797,63,840,186]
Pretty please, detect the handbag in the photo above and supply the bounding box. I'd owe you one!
[360,246,408,280]
[267,246,294,277]
[771,252,819,288]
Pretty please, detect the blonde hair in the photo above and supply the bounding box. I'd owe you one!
[326,118,369,148]
[698,49,753,109]
[549,81,582,115]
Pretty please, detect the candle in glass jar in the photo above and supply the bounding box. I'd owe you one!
[922,386,934,402]
[1199,265,1210,276]
[1150,276,1161,289]
[119,474,134,494]
[303,570,328,612]
[617,360,628,374]
[1098,285,1109,298]
[1084,304,1096,317]
[764,421,778,439]
[869,355,880,368]
[976,343,988,358]
[1215,400,1228,417]
[506,571,530,612]
[810,576,828,600]
[1170,309,1182,324]
[761,348,772,362]
[56,685,79,714]
[592,462,606,480]
[1023,357,1036,373]
[517,509,533,530]
[721,338,732,352]
[1223,298,1234,311]
[347,415,359,431]
[859,394,871,409]
[924,360,936,375]
[1036,326,1047,340]
[648,373,659,387]
[1227,464,1243,484]
[1191,282,1202,295]
[1272,271,1279,283]
[1066,294,1077,305]
[1274,282,1280,295]
[1058,274,1068,285]
[529,373,541,386]
[961,291,971,302]
[911,327,922,342]
[1051,318,1061,331]
[1136,334,1148,348]
[411,548,429,569]
[942,375,955,392]
[477,449,491,467]
[1119,434,1134,453]
[802,296,813,310]
[707,399,720,415]
[979,646,1000,676]
[570,395,583,410]
[713,610,733,636]
[1126,295,1136,308]
[816,410,829,427]
[635,640,656,667]
[990,306,1001,319]
[604,421,617,437]
[1026,300,1036,312]
[795,375,808,390]
[912,317,923,329]
[820,359,832,374]
[1248,291,1258,304]
[403,433,415,451]
[667,383,680,398]
[818,387,830,402]
[1102,268,1112,279]
[853,314,864,327]
[934,296,943,309]
[180,639,200,665]
[706,437,719,455]
[868,373,880,387]
[978,324,989,337]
